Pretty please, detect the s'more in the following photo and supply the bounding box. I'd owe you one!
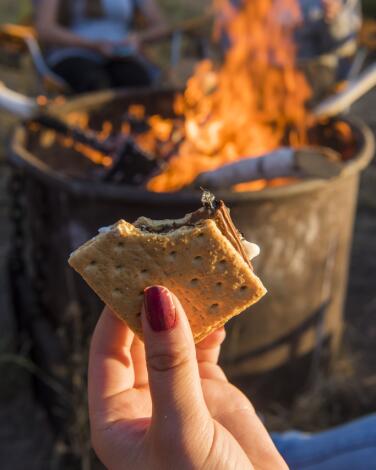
[68,191,266,343]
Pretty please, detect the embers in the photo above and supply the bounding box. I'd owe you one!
[30,112,163,186]
[26,89,360,192]
[308,118,358,162]
[97,138,163,185]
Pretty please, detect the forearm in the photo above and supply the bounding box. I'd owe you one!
[37,24,99,51]
[138,22,169,44]
[136,0,169,44]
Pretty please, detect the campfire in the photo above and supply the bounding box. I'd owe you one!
[143,0,312,192]
[4,2,375,451]
[1,2,375,466]
[12,0,373,194]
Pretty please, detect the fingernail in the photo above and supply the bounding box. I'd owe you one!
[144,286,176,332]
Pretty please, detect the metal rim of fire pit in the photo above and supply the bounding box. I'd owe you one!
[9,87,375,205]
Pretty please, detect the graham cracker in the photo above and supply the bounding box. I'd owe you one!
[68,218,266,343]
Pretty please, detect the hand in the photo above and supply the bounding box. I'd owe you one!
[92,41,116,58]
[89,286,287,470]
[119,33,141,51]
[322,0,342,23]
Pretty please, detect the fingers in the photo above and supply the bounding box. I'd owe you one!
[89,306,135,407]
[198,361,228,382]
[196,327,226,365]
[141,286,210,429]
[196,327,228,382]
[131,336,148,388]
[218,408,289,470]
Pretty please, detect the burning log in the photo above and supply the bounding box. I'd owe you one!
[33,114,113,155]
[121,111,150,135]
[98,137,163,185]
[33,115,162,185]
[0,82,162,185]
[194,147,343,190]
[0,82,113,153]
[0,81,39,119]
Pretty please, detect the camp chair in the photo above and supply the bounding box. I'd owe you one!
[0,14,213,97]
[360,19,376,51]
[347,19,376,80]
[0,23,69,94]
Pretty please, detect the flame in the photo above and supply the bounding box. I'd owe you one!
[59,111,112,166]
[73,142,112,166]
[32,0,314,189]
[145,0,312,192]
[234,176,299,192]
[66,112,89,129]
[98,120,113,140]
[53,96,67,106]
[36,95,48,107]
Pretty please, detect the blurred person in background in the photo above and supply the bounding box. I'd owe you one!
[221,0,362,99]
[35,0,167,93]
[298,0,362,98]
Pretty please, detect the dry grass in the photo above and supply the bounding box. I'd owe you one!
[0,0,208,24]
[263,343,376,432]
[1,0,375,25]
[0,0,31,23]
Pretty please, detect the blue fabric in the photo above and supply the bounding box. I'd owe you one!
[296,0,361,58]
[39,0,139,66]
[272,414,376,470]
[70,0,134,42]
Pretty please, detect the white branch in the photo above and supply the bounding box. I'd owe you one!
[0,82,39,119]
[313,63,376,119]
[194,147,343,189]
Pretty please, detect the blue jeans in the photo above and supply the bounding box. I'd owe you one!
[272,414,376,470]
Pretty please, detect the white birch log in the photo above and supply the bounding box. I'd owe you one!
[313,63,376,119]
[0,82,39,119]
[194,147,343,189]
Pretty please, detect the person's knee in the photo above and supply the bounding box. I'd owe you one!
[52,59,111,93]
[108,59,153,88]
[84,69,111,92]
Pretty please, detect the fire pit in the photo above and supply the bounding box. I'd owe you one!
[8,87,374,408]
[5,0,376,429]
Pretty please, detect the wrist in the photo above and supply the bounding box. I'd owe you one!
[88,41,102,52]
[130,32,142,44]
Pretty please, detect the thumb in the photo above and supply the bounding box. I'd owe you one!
[141,286,209,428]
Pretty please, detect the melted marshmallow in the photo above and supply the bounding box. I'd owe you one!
[241,240,260,261]
[98,225,112,234]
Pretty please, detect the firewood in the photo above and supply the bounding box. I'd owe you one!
[313,63,376,119]
[194,147,343,189]
[0,81,161,184]
[0,81,39,119]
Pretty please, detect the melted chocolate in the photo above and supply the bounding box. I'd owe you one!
[213,202,253,270]
[136,207,209,234]
[135,195,252,269]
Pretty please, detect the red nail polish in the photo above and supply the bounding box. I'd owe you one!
[144,286,176,332]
